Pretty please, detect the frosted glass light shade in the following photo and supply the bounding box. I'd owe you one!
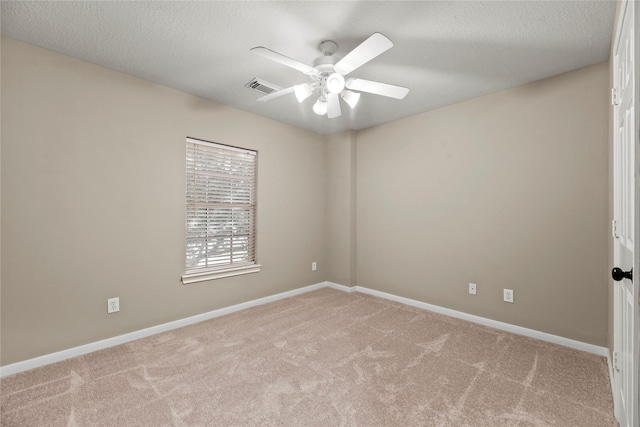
[341,90,360,109]
[294,84,314,103]
[326,73,345,94]
[313,97,328,115]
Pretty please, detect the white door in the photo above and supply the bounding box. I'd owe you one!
[612,1,638,426]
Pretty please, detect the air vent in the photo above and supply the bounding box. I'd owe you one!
[244,78,282,95]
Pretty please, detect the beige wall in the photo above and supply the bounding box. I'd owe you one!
[354,62,610,346]
[2,36,611,366]
[325,131,357,286]
[1,38,326,365]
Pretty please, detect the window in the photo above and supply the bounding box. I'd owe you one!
[182,137,260,284]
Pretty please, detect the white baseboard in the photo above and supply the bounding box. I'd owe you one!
[326,282,609,357]
[1,280,610,378]
[0,282,326,378]
[325,281,355,293]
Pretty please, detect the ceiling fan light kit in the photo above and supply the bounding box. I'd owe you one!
[251,33,409,118]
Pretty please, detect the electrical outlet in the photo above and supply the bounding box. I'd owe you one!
[107,297,120,313]
[311,261,317,271]
[503,289,514,303]
[468,283,477,295]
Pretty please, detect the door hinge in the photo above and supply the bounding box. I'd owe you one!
[614,351,621,371]
[612,87,619,106]
[612,219,619,238]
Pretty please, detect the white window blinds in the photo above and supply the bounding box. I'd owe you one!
[184,138,257,279]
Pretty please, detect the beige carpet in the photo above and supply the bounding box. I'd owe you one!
[1,288,616,426]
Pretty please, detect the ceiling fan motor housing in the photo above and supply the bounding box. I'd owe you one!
[313,55,339,74]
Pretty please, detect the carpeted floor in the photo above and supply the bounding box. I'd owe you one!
[1,288,616,426]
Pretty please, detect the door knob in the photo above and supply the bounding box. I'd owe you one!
[612,267,633,282]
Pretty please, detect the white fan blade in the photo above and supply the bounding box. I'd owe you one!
[334,33,393,76]
[327,93,341,118]
[251,47,318,77]
[345,78,409,99]
[256,86,295,102]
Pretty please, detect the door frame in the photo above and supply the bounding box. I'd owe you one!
[611,0,639,425]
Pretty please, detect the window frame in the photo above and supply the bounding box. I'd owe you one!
[181,137,260,284]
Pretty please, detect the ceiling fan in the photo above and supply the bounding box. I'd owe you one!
[251,33,409,119]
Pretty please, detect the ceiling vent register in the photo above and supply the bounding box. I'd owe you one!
[244,78,282,95]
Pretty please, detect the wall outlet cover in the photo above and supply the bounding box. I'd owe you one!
[107,297,120,314]
[503,289,514,303]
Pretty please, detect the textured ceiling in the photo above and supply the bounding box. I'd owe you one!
[1,1,615,134]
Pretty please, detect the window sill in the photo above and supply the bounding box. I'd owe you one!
[182,264,262,285]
